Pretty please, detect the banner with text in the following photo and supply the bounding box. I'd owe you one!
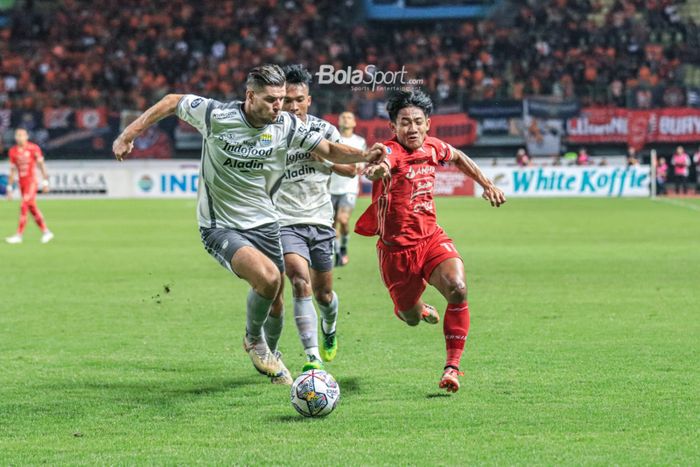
[567,107,700,149]
[323,113,478,147]
[478,166,650,197]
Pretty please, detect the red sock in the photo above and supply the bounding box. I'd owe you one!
[443,302,470,369]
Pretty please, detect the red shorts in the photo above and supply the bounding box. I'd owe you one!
[376,227,462,314]
[19,179,37,202]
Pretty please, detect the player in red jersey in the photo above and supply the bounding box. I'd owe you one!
[5,128,53,244]
[356,90,505,392]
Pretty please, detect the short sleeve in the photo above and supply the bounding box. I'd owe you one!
[176,94,211,136]
[384,145,400,170]
[323,124,341,144]
[288,114,323,152]
[439,142,456,163]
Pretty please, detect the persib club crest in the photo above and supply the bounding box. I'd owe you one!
[260,133,273,147]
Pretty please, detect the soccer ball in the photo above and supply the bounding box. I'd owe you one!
[290,369,340,417]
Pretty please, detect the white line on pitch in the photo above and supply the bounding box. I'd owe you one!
[652,197,700,212]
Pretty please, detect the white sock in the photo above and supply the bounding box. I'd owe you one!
[294,296,320,359]
[319,291,338,335]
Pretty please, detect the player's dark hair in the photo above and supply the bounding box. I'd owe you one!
[283,64,312,87]
[386,90,433,122]
[246,64,286,90]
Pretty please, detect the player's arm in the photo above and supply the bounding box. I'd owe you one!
[37,158,49,193]
[311,139,386,165]
[449,146,506,207]
[112,93,184,161]
[310,153,359,177]
[328,162,360,178]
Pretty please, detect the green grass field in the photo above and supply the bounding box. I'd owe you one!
[1,197,698,465]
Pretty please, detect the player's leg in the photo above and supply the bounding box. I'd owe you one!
[308,225,339,362]
[267,283,293,385]
[335,194,356,266]
[200,225,283,377]
[285,252,323,369]
[231,246,285,376]
[428,251,470,393]
[336,206,351,265]
[377,244,435,326]
[266,280,285,354]
[331,195,343,267]
[6,196,28,243]
[27,198,52,243]
[310,269,338,361]
[280,225,325,370]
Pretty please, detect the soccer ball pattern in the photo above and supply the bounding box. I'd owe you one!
[290,370,340,417]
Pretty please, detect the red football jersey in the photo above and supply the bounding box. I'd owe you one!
[356,136,454,247]
[9,142,43,181]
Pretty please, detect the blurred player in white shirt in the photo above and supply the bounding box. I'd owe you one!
[329,112,366,266]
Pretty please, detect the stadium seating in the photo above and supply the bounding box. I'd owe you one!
[0,0,697,114]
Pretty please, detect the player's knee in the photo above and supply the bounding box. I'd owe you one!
[290,275,311,298]
[399,308,421,326]
[444,277,467,303]
[314,288,333,306]
[257,267,281,298]
[404,315,421,326]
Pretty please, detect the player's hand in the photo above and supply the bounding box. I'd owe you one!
[112,135,134,161]
[42,180,49,193]
[363,162,389,181]
[363,143,387,164]
[481,182,506,207]
[5,189,12,200]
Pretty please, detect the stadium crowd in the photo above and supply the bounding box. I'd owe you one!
[1,0,698,113]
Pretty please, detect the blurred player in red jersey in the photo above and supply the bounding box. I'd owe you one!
[356,90,505,392]
[5,128,53,244]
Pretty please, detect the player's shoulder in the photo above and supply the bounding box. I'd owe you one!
[383,138,403,153]
[306,114,338,138]
[424,135,448,149]
[209,100,244,120]
[275,111,297,128]
[305,113,328,129]
[424,136,453,161]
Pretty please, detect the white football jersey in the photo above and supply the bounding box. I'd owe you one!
[176,94,323,230]
[329,133,366,195]
[274,114,341,227]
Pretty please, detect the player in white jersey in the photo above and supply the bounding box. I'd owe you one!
[112,64,386,384]
[329,112,367,267]
[271,65,357,374]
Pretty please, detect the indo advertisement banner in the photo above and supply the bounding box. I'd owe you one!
[478,166,650,197]
[132,166,200,198]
